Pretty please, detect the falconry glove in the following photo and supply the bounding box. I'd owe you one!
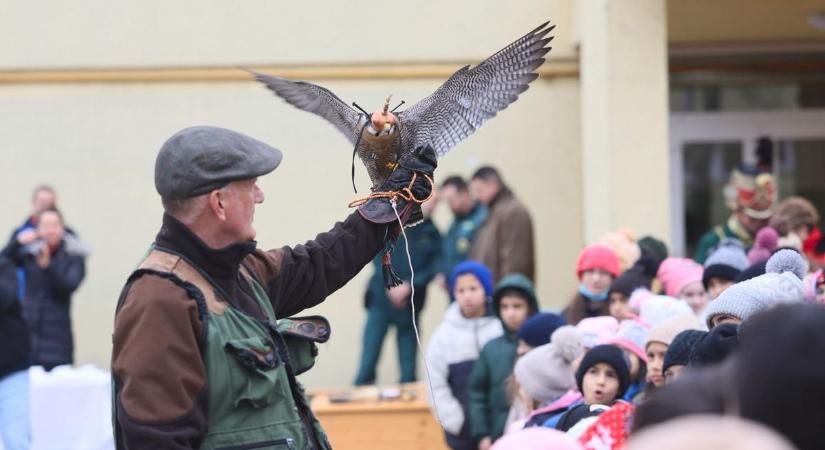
[356,145,437,288]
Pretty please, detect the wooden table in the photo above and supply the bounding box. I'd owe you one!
[310,383,449,450]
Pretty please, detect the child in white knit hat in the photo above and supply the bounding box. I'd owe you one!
[704,249,806,328]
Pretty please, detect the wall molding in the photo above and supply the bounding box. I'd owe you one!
[0,60,579,84]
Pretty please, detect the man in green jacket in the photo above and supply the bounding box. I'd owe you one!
[440,176,487,282]
[467,273,539,449]
[111,126,436,450]
[694,166,777,263]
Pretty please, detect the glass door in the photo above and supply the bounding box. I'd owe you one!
[669,110,825,256]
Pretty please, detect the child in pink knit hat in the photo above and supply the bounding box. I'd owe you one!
[657,257,708,314]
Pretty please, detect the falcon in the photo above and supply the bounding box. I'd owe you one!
[251,21,554,192]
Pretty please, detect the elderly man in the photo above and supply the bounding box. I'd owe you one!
[111,126,436,450]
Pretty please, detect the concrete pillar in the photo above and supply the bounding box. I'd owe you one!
[578,0,671,245]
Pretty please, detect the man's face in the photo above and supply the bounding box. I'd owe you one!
[220,178,264,242]
[736,210,770,235]
[32,189,56,216]
[471,178,499,206]
[441,185,470,215]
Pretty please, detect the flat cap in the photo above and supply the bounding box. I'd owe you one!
[155,126,282,199]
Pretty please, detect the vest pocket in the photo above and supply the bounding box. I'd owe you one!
[215,437,296,450]
[225,337,284,408]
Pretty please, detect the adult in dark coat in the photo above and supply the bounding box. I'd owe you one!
[2,208,86,370]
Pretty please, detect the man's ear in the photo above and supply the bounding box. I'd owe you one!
[207,190,227,221]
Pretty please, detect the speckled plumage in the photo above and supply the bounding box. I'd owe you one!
[253,21,554,188]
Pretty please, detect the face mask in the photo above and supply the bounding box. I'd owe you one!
[579,284,608,302]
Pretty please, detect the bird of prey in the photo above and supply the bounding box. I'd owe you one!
[252,21,554,192]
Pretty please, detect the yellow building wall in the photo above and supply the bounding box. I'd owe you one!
[0,0,586,387]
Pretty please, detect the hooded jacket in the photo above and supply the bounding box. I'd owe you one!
[468,273,539,442]
[426,302,503,437]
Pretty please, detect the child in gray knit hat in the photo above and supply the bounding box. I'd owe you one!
[704,249,806,328]
[702,238,749,300]
[513,326,584,407]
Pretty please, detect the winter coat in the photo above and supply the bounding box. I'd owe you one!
[467,273,541,442]
[694,215,753,263]
[365,218,442,311]
[425,302,503,442]
[2,236,85,369]
[0,255,29,378]
[113,213,388,449]
[442,202,487,278]
[563,292,610,325]
[469,188,535,283]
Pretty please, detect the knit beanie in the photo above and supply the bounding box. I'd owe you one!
[448,260,494,301]
[608,260,654,298]
[517,312,567,348]
[638,295,694,328]
[663,329,706,373]
[747,227,779,265]
[638,236,668,266]
[645,313,702,349]
[702,238,749,288]
[599,229,641,272]
[514,326,584,403]
[737,303,825,450]
[576,316,619,349]
[489,427,583,450]
[604,320,649,363]
[657,257,704,298]
[575,345,631,398]
[688,323,739,367]
[576,245,620,279]
[734,261,767,283]
[704,249,806,328]
[629,416,796,450]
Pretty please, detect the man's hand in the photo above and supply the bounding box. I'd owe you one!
[478,437,492,450]
[357,146,437,226]
[17,229,38,245]
[387,282,411,309]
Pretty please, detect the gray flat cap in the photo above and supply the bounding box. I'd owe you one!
[155,126,282,199]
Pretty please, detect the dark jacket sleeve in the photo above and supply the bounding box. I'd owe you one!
[47,254,85,298]
[467,346,493,440]
[244,212,388,318]
[0,238,22,265]
[112,275,208,450]
[0,256,18,311]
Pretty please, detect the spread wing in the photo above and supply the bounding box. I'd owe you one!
[251,71,363,144]
[399,21,554,157]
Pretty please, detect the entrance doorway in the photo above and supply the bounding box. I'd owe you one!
[669,110,825,257]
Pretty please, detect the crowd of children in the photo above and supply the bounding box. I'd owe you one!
[424,168,825,450]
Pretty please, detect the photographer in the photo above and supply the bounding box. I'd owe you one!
[1,208,86,371]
